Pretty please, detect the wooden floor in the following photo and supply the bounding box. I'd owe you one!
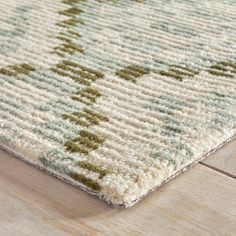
[0,138,236,236]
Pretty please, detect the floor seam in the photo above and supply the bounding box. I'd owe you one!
[199,162,236,180]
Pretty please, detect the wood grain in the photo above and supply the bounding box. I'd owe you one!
[0,149,236,236]
[202,137,236,178]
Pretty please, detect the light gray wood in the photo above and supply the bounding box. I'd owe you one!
[0,149,236,236]
[202,137,236,178]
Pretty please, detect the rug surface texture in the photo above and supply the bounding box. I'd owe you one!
[0,0,236,207]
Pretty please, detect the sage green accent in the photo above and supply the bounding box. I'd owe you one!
[162,124,183,135]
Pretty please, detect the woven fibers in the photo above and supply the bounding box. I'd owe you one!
[0,0,236,207]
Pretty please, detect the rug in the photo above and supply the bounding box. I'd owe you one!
[0,0,236,207]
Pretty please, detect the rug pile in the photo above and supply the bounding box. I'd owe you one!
[0,0,235,207]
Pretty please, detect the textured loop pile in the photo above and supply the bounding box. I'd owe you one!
[0,0,236,207]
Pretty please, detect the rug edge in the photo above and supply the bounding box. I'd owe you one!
[1,133,235,208]
[124,133,236,207]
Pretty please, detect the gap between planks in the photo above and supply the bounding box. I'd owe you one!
[199,162,236,180]
[200,137,236,179]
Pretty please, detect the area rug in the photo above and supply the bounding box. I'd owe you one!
[0,0,236,207]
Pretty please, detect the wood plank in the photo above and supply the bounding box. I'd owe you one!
[0,149,236,235]
[202,137,236,178]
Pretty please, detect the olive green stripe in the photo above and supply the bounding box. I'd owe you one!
[76,136,100,149]
[71,95,92,105]
[79,91,97,102]
[57,60,104,79]
[54,0,107,159]
[83,108,108,122]
[0,64,35,77]
[0,68,18,76]
[171,65,197,73]
[51,68,90,85]
[77,161,109,178]
[80,130,105,143]
[54,43,84,54]
[208,61,236,77]
[69,172,101,191]
[56,35,72,44]
[116,71,137,82]
[63,114,89,126]
[57,65,99,81]
[76,87,101,97]
[169,68,195,76]
[62,0,86,5]
[208,69,234,78]
[116,64,150,82]
[67,30,81,37]
[56,18,84,27]
[65,140,90,154]
[218,61,236,69]
[58,7,84,17]
[159,70,183,81]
